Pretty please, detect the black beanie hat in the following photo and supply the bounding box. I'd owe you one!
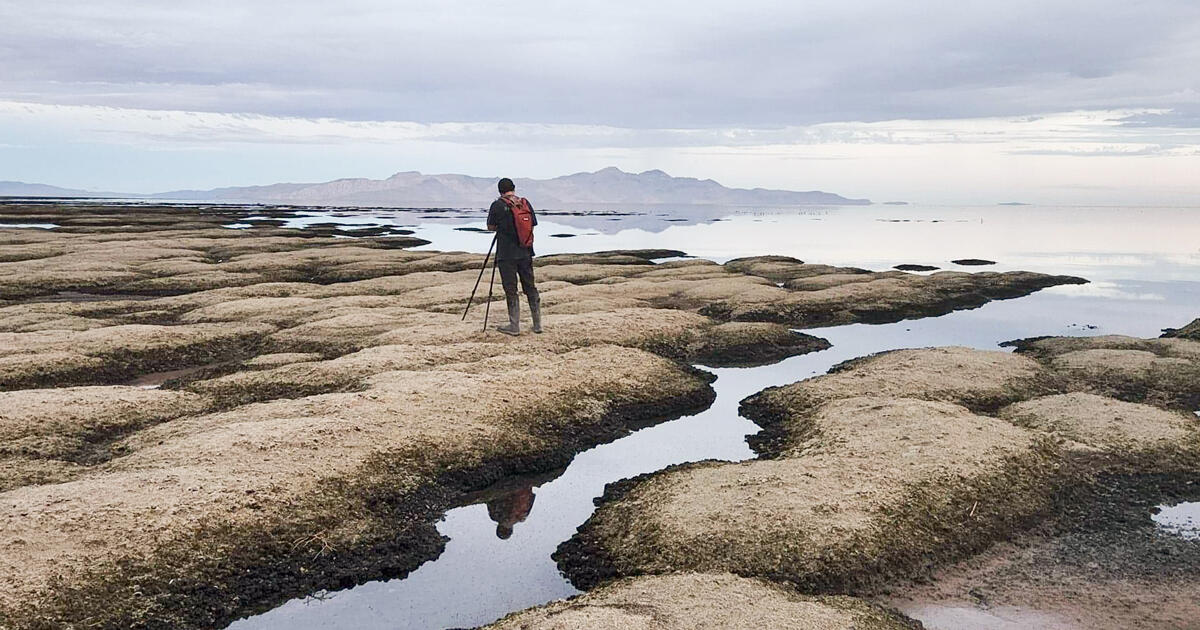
[498,178,515,194]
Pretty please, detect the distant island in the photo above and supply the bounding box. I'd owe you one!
[998,202,1030,206]
[0,168,870,208]
[882,201,909,205]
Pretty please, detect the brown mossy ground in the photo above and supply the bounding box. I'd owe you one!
[482,573,921,630]
[3,347,716,630]
[0,203,1084,628]
[718,256,1085,326]
[558,335,1200,596]
[1004,334,1200,411]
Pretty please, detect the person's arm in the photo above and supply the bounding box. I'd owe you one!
[486,200,500,231]
[529,200,537,227]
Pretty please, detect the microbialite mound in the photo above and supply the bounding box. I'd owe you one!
[0,202,1085,628]
[556,334,1200,602]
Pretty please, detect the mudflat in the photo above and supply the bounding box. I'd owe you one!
[0,202,1084,628]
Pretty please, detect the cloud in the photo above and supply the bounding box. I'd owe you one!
[0,1,1198,127]
[1007,145,1193,157]
[6,100,1198,156]
[1116,106,1200,128]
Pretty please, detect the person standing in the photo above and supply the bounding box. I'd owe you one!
[486,178,542,335]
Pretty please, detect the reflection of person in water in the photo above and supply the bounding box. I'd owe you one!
[486,485,536,540]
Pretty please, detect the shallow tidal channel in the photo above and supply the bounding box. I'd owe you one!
[228,278,1199,630]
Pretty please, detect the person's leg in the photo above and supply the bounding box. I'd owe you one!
[516,258,542,333]
[496,259,521,335]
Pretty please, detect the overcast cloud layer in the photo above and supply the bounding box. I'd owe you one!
[3,0,1199,125]
[0,1,1197,202]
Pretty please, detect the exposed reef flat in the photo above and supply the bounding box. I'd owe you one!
[0,203,1083,628]
[556,334,1200,607]
[719,256,1080,326]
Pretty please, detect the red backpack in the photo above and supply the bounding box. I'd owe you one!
[501,195,535,248]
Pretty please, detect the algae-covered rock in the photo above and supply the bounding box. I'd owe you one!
[1006,334,1200,410]
[0,323,274,389]
[484,573,919,630]
[709,260,1085,327]
[689,322,831,366]
[1162,317,1200,340]
[998,392,1198,465]
[753,346,1057,421]
[558,393,1062,591]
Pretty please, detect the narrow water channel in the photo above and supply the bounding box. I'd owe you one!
[228,279,1199,630]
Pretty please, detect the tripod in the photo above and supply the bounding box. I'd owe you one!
[461,234,498,331]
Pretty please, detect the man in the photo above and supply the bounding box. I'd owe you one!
[486,177,542,335]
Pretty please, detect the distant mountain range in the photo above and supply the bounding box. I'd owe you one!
[0,181,126,198]
[0,168,870,207]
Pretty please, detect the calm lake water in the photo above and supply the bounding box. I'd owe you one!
[225,203,1198,630]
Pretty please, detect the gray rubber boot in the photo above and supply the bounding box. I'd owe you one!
[496,296,520,336]
[529,295,543,334]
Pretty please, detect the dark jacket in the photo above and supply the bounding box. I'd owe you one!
[486,195,537,261]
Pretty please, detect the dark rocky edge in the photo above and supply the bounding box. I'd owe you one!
[689,330,831,367]
[951,258,997,266]
[893,264,939,272]
[1162,317,1200,340]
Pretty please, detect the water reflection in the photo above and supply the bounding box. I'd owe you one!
[1154,502,1200,540]
[459,476,544,541]
[488,487,535,540]
[255,204,1200,282]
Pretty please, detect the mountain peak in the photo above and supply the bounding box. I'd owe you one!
[144,168,868,206]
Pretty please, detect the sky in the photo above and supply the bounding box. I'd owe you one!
[0,0,1198,204]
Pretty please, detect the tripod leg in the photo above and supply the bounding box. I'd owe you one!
[484,255,499,331]
[462,234,497,321]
